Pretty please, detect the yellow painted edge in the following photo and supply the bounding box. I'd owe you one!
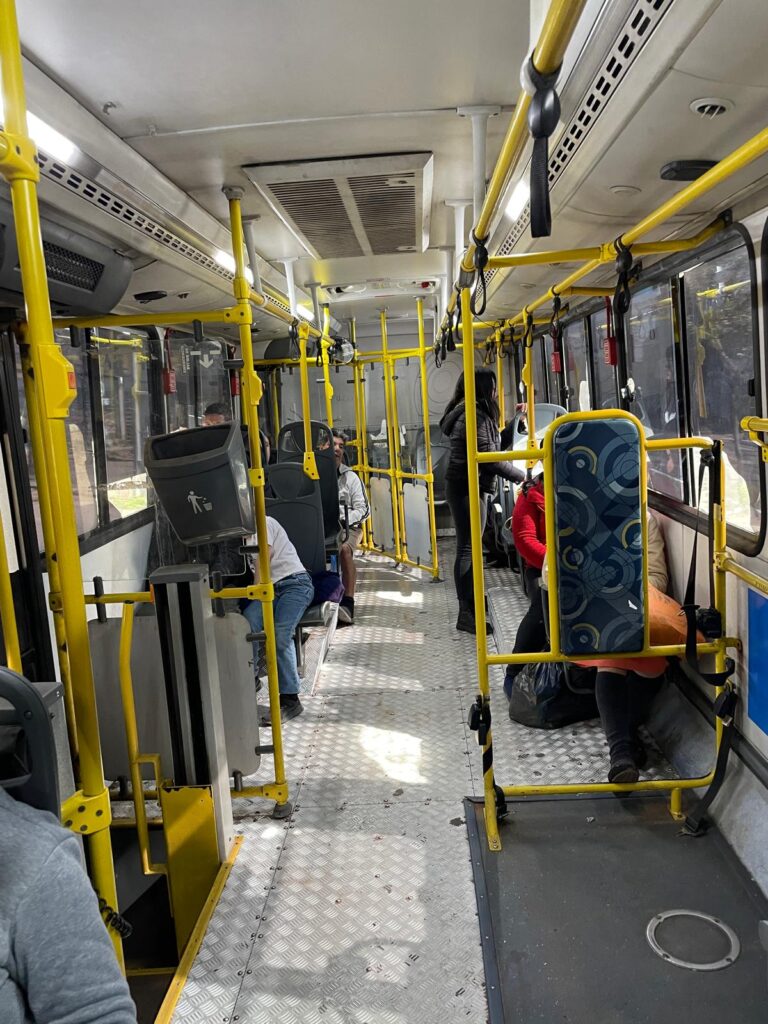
[154,836,243,1024]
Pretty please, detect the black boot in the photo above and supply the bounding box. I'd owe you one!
[456,603,493,635]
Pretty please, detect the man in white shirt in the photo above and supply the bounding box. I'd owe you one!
[333,432,370,625]
[241,517,314,721]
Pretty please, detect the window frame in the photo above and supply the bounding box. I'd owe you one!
[643,224,764,556]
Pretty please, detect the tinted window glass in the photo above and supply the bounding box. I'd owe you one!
[627,283,684,501]
[684,242,760,533]
[563,320,589,411]
[589,309,618,409]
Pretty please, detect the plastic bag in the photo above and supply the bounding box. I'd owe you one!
[508,661,598,729]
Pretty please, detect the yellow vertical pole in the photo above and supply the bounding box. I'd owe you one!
[0,0,122,962]
[713,446,728,746]
[0,506,21,671]
[18,342,79,760]
[297,323,319,480]
[522,315,537,455]
[461,287,501,851]
[321,305,334,428]
[495,329,506,430]
[352,319,373,550]
[226,192,289,803]
[416,298,440,578]
[389,351,409,563]
[379,311,402,561]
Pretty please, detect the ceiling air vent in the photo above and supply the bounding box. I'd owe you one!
[243,154,434,259]
[486,0,673,289]
[690,98,733,119]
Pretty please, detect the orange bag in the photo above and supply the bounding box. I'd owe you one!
[648,584,698,646]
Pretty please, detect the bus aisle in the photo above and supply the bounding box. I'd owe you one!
[172,545,489,1023]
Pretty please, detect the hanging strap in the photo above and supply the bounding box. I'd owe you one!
[682,443,722,669]
[470,231,490,317]
[524,55,561,238]
[612,239,634,410]
[680,682,738,838]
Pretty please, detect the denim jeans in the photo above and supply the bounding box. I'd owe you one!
[242,571,314,695]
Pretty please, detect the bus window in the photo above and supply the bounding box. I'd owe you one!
[532,339,547,403]
[683,243,760,534]
[589,309,618,409]
[97,329,154,520]
[563,320,590,412]
[60,332,98,535]
[627,283,684,501]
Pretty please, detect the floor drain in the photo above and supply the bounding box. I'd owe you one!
[646,909,740,972]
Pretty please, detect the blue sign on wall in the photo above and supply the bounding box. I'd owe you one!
[748,589,768,735]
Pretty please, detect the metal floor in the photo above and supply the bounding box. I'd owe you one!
[172,547,674,1023]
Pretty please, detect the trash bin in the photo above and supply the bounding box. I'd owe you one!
[145,423,254,546]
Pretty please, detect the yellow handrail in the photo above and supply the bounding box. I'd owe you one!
[117,603,166,876]
[0,509,21,672]
[416,297,440,578]
[0,0,123,964]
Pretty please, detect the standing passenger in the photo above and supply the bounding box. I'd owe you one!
[241,516,314,721]
[333,431,370,625]
[441,370,524,634]
[503,473,548,697]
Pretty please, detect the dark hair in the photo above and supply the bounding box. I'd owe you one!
[204,401,229,418]
[442,373,466,419]
[332,430,346,443]
[474,368,500,425]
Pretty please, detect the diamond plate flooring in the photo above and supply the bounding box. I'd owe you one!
[173,544,675,1023]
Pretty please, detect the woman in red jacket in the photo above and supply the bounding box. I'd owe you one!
[504,474,548,696]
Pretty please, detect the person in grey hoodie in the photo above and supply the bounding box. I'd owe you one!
[440,368,524,634]
[0,785,137,1024]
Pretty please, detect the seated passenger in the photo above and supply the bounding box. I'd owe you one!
[202,400,230,426]
[0,785,137,1024]
[242,516,314,721]
[590,513,669,784]
[333,431,370,625]
[503,473,547,698]
[441,369,524,635]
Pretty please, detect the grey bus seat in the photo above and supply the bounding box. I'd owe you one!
[0,669,60,816]
[276,420,340,546]
[263,462,339,676]
[266,463,326,574]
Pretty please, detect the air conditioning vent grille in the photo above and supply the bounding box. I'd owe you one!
[40,240,104,291]
[244,154,433,259]
[486,0,672,289]
[270,179,364,258]
[348,173,416,255]
[34,151,292,315]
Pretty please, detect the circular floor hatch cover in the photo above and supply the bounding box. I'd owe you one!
[646,909,741,972]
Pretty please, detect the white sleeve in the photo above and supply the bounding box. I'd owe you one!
[347,472,370,527]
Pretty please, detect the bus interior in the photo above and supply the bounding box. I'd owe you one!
[2,1,768,1022]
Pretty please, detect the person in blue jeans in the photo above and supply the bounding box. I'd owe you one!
[242,516,315,721]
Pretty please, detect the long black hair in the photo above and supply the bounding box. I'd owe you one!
[441,368,499,424]
[474,368,500,425]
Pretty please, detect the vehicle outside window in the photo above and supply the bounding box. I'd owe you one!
[563,320,590,411]
[97,328,153,519]
[626,283,684,501]
[683,242,760,535]
[589,309,618,409]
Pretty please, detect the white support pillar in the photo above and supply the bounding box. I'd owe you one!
[281,257,298,317]
[445,199,471,280]
[242,216,263,294]
[458,105,501,223]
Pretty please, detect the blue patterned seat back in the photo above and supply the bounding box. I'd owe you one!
[552,418,644,655]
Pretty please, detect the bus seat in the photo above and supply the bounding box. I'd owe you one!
[0,669,60,816]
[551,416,645,656]
[265,463,326,574]
[276,420,340,546]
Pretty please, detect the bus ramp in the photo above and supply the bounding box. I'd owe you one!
[466,793,768,1023]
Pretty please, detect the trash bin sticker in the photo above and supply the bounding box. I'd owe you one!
[187,490,213,514]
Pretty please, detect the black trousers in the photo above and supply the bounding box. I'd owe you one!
[595,671,663,759]
[446,478,488,607]
[507,567,548,676]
